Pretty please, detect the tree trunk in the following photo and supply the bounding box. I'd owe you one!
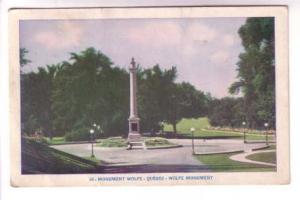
[172,122,177,137]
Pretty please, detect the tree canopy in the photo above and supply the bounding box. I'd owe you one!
[229,17,275,129]
[21,47,209,140]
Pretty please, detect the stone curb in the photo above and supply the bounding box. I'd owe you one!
[146,144,183,150]
[49,141,91,145]
[193,145,269,155]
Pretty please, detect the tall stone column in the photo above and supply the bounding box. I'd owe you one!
[129,58,138,119]
[128,58,141,142]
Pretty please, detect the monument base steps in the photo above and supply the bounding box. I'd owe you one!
[127,141,146,150]
[127,133,146,150]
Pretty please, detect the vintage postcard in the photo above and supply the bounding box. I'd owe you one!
[9,6,289,186]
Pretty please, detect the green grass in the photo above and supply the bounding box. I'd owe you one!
[22,137,99,174]
[246,151,276,164]
[245,134,274,141]
[145,137,174,147]
[163,117,274,140]
[195,152,276,172]
[164,117,242,138]
[45,136,66,145]
[164,117,210,133]
[96,137,128,147]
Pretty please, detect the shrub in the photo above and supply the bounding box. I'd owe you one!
[65,127,91,141]
[145,137,172,146]
[97,137,127,147]
[27,136,49,145]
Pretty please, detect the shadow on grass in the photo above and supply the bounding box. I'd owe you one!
[22,137,99,174]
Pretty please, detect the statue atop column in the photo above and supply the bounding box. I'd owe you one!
[127,57,145,149]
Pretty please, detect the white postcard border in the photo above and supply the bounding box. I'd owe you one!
[9,6,289,186]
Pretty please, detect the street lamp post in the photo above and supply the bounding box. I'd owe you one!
[90,129,95,158]
[264,122,269,146]
[190,127,195,154]
[93,123,103,134]
[96,124,102,135]
[158,122,164,136]
[242,121,246,143]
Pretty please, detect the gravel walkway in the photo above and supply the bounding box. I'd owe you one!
[51,139,272,173]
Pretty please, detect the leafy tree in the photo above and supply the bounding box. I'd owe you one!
[21,64,60,137]
[21,47,211,140]
[208,97,245,127]
[138,65,177,132]
[51,47,129,138]
[229,17,275,128]
[138,65,209,134]
[20,48,31,68]
[165,82,208,134]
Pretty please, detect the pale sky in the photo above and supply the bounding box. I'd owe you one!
[20,18,246,98]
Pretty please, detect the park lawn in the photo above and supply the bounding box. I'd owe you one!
[200,127,275,141]
[164,117,210,133]
[201,130,274,141]
[183,129,241,138]
[246,151,276,164]
[22,137,99,174]
[195,152,276,172]
[164,117,274,140]
[245,134,274,141]
[164,117,241,138]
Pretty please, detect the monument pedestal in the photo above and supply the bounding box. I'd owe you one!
[127,117,146,149]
